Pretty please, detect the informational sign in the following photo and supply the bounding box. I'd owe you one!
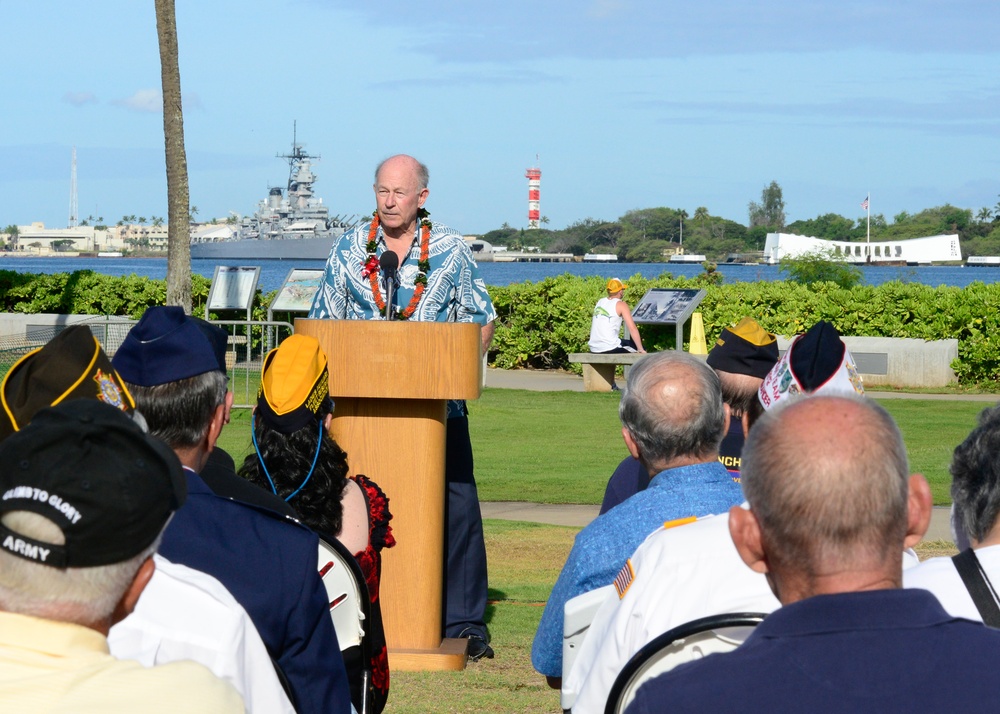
[632,288,706,325]
[632,288,707,351]
[270,269,324,313]
[207,266,260,313]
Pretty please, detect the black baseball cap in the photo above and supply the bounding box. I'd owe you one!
[0,400,186,569]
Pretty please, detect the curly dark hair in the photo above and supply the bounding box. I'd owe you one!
[238,412,349,538]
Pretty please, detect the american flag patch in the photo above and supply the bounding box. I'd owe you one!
[614,559,635,599]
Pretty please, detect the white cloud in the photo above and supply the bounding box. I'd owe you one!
[588,0,626,19]
[114,89,162,113]
[63,91,98,106]
[112,89,203,113]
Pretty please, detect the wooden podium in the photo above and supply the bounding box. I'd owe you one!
[295,319,482,671]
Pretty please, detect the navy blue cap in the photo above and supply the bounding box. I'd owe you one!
[191,317,228,373]
[112,307,222,387]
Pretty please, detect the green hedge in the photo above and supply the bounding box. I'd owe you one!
[0,270,212,318]
[2,269,998,386]
[489,272,1000,387]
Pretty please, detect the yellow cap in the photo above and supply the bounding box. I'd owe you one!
[258,334,331,433]
[607,278,627,293]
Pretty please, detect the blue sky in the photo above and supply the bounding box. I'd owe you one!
[2,0,999,234]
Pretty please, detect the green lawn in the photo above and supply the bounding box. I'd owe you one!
[213,388,980,713]
[218,388,991,506]
[386,520,571,713]
[382,520,955,714]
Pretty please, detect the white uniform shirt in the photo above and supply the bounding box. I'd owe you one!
[567,508,923,714]
[904,543,1000,622]
[566,511,780,714]
[109,554,295,714]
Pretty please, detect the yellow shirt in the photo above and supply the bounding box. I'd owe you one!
[0,610,244,713]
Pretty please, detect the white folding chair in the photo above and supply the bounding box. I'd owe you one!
[561,584,615,712]
[318,536,374,714]
[604,612,767,714]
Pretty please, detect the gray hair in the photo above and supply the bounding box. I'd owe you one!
[951,405,1000,543]
[126,370,227,449]
[741,395,909,570]
[375,155,429,190]
[618,351,726,471]
[0,511,160,626]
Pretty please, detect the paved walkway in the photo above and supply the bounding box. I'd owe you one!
[485,366,1000,401]
[480,501,956,543]
[481,367,980,544]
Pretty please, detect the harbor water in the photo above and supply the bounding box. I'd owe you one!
[0,255,995,295]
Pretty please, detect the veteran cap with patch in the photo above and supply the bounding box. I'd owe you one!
[257,334,332,434]
[112,306,223,387]
[758,320,864,411]
[0,399,185,569]
[0,326,134,442]
[706,317,779,379]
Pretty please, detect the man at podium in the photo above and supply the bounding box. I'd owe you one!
[309,154,497,661]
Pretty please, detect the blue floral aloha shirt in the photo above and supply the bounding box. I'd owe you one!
[308,218,496,418]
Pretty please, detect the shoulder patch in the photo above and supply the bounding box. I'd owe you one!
[662,515,698,531]
[614,559,635,600]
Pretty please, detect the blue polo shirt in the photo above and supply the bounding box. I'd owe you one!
[532,460,743,677]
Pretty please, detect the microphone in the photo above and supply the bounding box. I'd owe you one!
[379,251,399,321]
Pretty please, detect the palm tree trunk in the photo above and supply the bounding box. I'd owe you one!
[155,0,192,312]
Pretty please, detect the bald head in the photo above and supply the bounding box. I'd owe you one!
[374,154,429,190]
[741,395,909,574]
[619,352,725,472]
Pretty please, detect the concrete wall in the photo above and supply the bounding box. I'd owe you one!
[776,335,958,388]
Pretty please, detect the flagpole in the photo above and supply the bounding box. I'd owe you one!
[866,192,870,244]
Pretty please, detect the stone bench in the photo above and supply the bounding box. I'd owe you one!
[568,352,648,392]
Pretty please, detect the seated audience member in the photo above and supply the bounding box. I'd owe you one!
[532,351,743,684]
[189,317,297,517]
[588,278,646,355]
[568,320,865,714]
[112,307,351,714]
[0,400,243,712]
[906,404,1000,621]
[0,325,292,712]
[599,317,779,513]
[625,395,1000,713]
[239,333,396,713]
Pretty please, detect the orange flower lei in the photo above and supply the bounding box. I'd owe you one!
[365,209,431,320]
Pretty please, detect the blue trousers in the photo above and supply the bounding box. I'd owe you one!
[444,415,489,639]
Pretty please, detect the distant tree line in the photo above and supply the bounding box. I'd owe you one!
[480,182,1000,262]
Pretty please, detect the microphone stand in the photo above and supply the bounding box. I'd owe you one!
[379,251,399,321]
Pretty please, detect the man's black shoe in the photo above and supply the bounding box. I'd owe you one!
[466,634,494,662]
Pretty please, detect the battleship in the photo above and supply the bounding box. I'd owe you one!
[190,130,357,260]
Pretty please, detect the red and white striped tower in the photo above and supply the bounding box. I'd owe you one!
[525,165,541,229]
